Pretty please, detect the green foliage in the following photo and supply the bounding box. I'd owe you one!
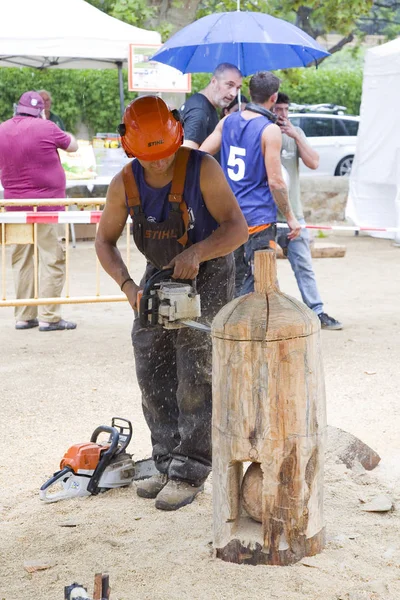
[192,64,363,115]
[111,0,155,27]
[275,66,363,115]
[198,0,373,40]
[86,0,116,13]
[318,45,365,70]
[0,64,362,136]
[0,68,137,137]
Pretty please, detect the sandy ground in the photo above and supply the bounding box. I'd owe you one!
[0,232,399,600]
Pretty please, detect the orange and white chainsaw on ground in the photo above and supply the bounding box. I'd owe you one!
[40,417,138,503]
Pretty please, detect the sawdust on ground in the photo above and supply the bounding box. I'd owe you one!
[0,232,399,600]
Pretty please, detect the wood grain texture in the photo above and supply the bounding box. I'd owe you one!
[212,250,326,565]
[0,223,34,244]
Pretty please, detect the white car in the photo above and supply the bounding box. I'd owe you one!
[288,113,360,176]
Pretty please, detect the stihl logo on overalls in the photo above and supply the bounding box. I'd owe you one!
[144,229,178,239]
[148,139,164,147]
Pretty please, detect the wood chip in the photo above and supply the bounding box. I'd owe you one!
[360,494,393,512]
[327,425,381,471]
[300,560,318,569]
[59,520,78,527]
[24,559,56,573]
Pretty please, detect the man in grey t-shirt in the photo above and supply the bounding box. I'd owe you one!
[273,93,342,330]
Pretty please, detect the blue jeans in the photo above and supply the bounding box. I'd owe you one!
[276,219,323,315]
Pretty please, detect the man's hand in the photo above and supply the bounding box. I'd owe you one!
[287,215,302,240]
[123,280,141,311]
[277,117,299,141]
[165,247,201,280]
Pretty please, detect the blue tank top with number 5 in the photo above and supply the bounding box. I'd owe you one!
[221,112,276,227]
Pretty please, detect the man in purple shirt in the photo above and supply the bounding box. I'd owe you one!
[0,91,78,331]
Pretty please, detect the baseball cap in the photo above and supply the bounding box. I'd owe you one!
[16,91,45,117]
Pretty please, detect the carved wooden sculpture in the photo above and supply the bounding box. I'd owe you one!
[212,249,327,566]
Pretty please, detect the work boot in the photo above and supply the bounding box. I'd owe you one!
[136,473,168,499]
[155,479,204,511]
[318,312,343,330]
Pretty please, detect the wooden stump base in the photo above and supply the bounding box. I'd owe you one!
[216,528,326,566]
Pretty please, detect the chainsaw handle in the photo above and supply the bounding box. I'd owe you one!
[88,426,120,496]
[39,466,78,503]
[111,417,133,454]
[143,268,175,294]
[90,425,119,452]
[40,466,73,492]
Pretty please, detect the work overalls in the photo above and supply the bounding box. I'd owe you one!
[122,148,234,486]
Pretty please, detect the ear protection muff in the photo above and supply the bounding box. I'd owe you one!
[171,109,183,145]
[117,123,126,136]
[171,108,181,123]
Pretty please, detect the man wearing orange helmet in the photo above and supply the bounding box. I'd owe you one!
[96,96,247,511]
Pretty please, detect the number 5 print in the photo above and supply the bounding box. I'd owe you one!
[227,146,246,181]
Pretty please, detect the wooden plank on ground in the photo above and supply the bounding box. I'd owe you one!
[277,242,346,259]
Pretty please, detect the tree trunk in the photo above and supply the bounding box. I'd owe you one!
[147,0,203,33]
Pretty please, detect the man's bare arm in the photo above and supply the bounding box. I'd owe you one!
[262,125,301,239]
[295,129,319,170]
[65,134,78,153]
[182,139,200,149]
[199,119,224,155]
[95,171,139,309]
[280,122,319,170]
[167,154,248,280]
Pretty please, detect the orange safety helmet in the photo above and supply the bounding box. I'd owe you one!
[118,96,183,161]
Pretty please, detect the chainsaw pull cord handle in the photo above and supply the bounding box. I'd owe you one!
[139,268,197,327]
[87,426,120,495]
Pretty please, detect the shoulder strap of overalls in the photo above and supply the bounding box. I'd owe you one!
[169,146,191,247]
[122,161,141,218]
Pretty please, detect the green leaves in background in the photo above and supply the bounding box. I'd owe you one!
[0,64,362,136]
[0,68,138,137]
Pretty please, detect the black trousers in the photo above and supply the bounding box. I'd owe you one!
[131,255,234,486]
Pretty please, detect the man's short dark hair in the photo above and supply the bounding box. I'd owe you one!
[276,92,290,105]
[249,72,281,104]
[224,94,249,113]
[213,63,242,78]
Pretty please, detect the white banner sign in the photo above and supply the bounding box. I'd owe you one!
[128,44,191,93]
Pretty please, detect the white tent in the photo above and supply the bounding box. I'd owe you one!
[0,0,161,112]
[346,38,400,241]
